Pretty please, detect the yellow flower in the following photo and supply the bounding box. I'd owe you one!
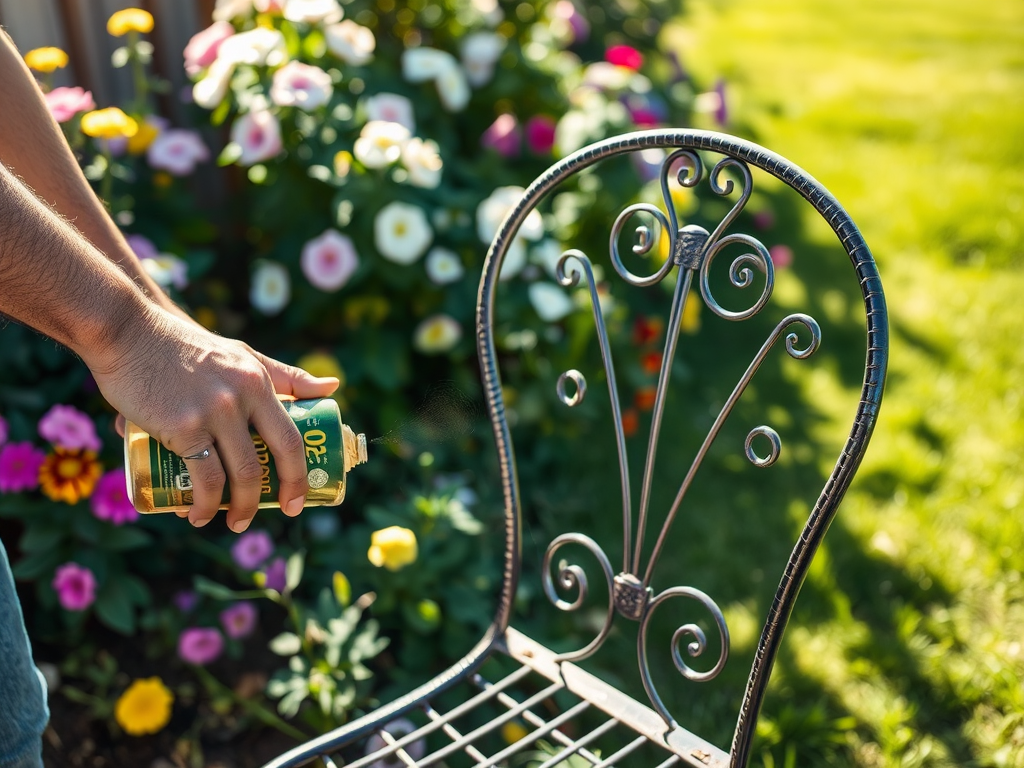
[24,47,68,73]
[501,721,529,744]
[332,571,351,606]
[126,119,160,154]
[80,108,138,140]
[333,150,353,178]
[367,526,418,571]
[114,678,173,736]
[39,448,102,504]
[297,351,346,387]
[681,292,701,335]
[107,8,154,36]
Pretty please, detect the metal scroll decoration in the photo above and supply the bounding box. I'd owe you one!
[537,148,821,725]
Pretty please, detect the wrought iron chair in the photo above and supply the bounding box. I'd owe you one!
[265,129,888,768]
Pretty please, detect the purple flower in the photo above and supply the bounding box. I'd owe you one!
[173,590,199,613]
[38,404,101,452]
[263,557,287,593]
[52,563,97,611]
[126,234,159,260]
[713,78,728,126]
[91,468,139,525]
[753,210,775,231]
[481,114,521,158]
[0,414,7,446]
[219,602,258,639]
[0,442,47,493]
[231,530,274,570]
[178,627,224,665]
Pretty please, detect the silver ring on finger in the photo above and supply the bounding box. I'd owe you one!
[182,448,212,460]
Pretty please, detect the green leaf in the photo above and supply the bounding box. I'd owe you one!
[12,550,61,581]
[94,580,137,635]
[20,525,65,553]
[111,46,130,68]
[99,526,152,551]
[285,551,304,593]
[269,632,302,656]
[210,99,232,128]
[217,141,242,166]
[193,575,266,601]
[277,687,308,718]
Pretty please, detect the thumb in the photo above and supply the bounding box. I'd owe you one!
[259,354,340,399]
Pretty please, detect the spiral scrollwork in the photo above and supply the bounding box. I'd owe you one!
[609,203,676,287]
[638,586,730,726]
[542,534,616,662]
[745,426,781,467]
[699,233,775,321]
[707,157,753,243]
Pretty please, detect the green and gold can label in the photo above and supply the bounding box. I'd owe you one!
[143,398,345,510]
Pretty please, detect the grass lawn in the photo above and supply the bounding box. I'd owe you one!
[641,0,1024,764]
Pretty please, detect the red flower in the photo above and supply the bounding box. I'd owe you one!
[641,351,663,375]
[606,45,643,71]
[632,316,664,346]
[621,408,639,438]
[635,386,657,412]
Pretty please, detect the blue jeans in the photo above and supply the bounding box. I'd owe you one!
[0,541,47,768]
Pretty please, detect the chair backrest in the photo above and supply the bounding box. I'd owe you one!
[474,129,888,764]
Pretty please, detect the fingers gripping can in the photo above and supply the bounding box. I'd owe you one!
[124,398,368,514]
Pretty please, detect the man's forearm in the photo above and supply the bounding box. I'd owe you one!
[0,29,182,317]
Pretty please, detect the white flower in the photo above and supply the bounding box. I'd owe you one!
[413,315,462,355]
[529,282,574,322]
[283,0,342,24]
[270,61,333,109]
[476,186,543,244]
[213,0,254,22]
[254,0,285,10]
[353,120,410,168]
[401,138,442,189]
[146,129,210,176]
[471,0,503,25]
[435,63,470,112]
[142,255,188,291]
[325,20,375,65]
[583,61,633,91]
[192,57,235,109]
[301,229,359,291]
[230,107,283,165]
[531,239,564,279]
[424,247,464,285]
[461,32,505,87]
[499,238,529,281]
[250,260,291,315]
[364,93,415,132]
[218,27,287,67]
[401,47,458,83]
[374,202,432,264]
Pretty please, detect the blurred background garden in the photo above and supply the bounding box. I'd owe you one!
[0,0,1021,766]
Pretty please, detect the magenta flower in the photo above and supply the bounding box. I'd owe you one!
[38,404,101,452]
[231,530,274,570]
[220,602,258,639]
[230,107,283,166]
[301,229,360,292]
[0,414,7,446]
[605,45,643,71]
[90,468,139,525]
[769,244,794,270]
[263,557,287,592]
[481,114,521,157]
[713,78,728,126]
[0,442,47,493]
[147,129,210,176]
[178,627,224,665]
[173,590,199,613]
[52,563,97,611]
[184,20,234,76]
[126,233,159,260]
[44,86,96,123]
[629,108,661,128]
[525,115,556,155]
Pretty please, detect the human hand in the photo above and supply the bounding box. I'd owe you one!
[85,305,339,532]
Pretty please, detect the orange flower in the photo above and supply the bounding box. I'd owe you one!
[39,448,102,504]
[632,316,663,347]
[635,386,657,412]
[641,351,662,375]
[621,408,639,438]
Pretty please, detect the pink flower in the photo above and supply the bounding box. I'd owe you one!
[91,468,139,525]
[605,45,642,71]
[629,108,660,128]
[0,415,7,447]
[44,86,95,123]
[364,92,415,132]
[525,115,556,155]
[38,404,101,451]
[173,590,199,613]
[0,442,46,493]
[263,557,287,592]
[713,78,728,126]
[220,602,258,639]
[231,108,282,166]
[147,129,209,176]
[178,627,224,665]
[184,20,234,76]
[52,563,97,611]
[301,229,359,291]
[753,210,775,230]
[481,114,521,157]
[126,233,159,259]
[270,61,333,110]
[769,244,793,269]
[231,530,273,570]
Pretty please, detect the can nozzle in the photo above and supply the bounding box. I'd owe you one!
[342,424,368,472]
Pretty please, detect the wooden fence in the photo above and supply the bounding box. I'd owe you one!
[0,0,216,120]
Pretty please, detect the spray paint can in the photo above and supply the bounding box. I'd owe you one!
[124,397,368,514]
